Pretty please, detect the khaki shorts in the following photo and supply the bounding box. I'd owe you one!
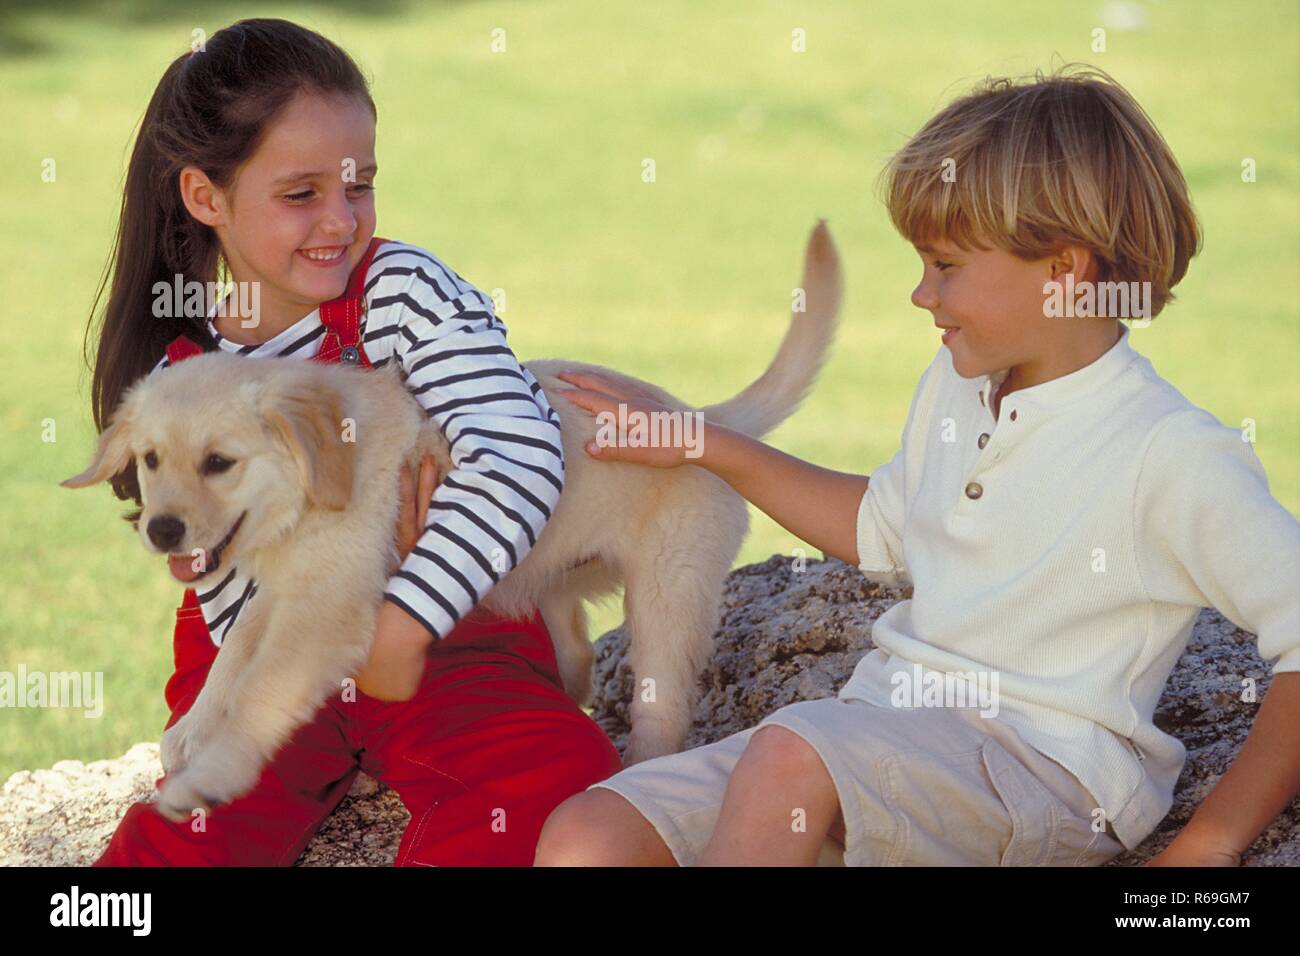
[589,696,1125,866]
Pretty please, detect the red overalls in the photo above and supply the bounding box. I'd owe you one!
[93,237,622,866]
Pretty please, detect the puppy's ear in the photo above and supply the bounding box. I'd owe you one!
[262,376,355,511]
[61,387,141,489]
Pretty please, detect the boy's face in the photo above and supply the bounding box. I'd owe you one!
[910,240,1064,381]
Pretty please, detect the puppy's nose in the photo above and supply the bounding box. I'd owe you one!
[147,515,187,552]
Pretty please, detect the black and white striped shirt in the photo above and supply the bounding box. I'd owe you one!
[148,240,564,647]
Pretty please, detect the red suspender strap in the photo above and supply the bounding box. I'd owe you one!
[315,235,388,367]
[162,235,389,368]
[165,335,204,365]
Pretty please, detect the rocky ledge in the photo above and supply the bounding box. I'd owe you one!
[3,556,1294,866]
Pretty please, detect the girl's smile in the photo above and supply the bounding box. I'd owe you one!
[297,244,351,266]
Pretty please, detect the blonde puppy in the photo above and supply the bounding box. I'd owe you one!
[62,222,842,821]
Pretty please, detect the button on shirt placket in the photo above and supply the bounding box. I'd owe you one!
[966,382,1019,503]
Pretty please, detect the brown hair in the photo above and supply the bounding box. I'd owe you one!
[78,18,375,525]
[877,63,1201,318]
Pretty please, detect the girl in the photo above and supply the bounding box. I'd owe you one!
[538,66,1300,867]
[85,17,621,866]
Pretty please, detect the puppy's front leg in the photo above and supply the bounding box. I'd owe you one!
[156,595,372,822]
[159,590,270,776]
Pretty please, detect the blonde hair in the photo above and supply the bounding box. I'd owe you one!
[878,63,1201,318]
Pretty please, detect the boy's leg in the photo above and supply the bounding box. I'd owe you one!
[359,607,623,867]
[94,601,363,866]
[756,695,1123,866]
[537,717,848,866]
[535,788,679,866]
[697,724,845,866]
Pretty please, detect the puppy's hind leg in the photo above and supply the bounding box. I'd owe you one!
[620,552,729,766]
[539,588,594,708]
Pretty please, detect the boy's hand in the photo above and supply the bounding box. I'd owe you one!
[1142,833,1242,867]
[554,371,693,469]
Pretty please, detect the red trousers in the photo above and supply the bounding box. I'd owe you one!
[94,590,622,866]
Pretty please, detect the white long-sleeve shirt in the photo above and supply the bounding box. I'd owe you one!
[148,239,564,647]
[841,322,1300,849]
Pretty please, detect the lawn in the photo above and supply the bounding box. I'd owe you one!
[1,0,1296,780]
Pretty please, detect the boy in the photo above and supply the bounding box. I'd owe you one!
[538,65,1300,866]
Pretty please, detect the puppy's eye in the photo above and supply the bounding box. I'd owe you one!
[203,454,236,475]
[143,451,158,470]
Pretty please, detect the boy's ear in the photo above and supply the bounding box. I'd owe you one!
[1049,244,1097,285]
[61,388,141,489]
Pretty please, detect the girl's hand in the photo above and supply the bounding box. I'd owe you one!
[553,371,697,469]
[358,454,442,702]
[358,601,434,701]
[394,453,439,565]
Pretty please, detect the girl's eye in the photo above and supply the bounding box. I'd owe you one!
[283,184,375,202]
[203,454,235,475]
[934,260,954,272]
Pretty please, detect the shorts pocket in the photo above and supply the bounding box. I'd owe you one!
[980,738,1075,866]
[877,745,1011,866]
[1064,818,1125,867]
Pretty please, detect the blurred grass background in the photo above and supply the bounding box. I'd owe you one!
[1,0,1296,780]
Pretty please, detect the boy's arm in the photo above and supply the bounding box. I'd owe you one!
[1149,672,1300,865]
[558,352,937,577]
[698,421,868,566]
[1134,409,1300,865]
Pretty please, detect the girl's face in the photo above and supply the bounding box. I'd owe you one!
[909,239,1070,382]
[183,89,378,325]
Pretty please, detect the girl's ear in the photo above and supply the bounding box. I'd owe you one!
[261,376,355,511]
[61,387,142,489]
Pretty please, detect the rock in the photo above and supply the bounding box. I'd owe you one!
[2,556,1294,866]
[0,742,410,867]
[587,556,1299,866]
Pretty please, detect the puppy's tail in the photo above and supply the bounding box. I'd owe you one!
[699,220,842,439]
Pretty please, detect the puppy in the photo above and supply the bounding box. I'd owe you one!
[62,221,842,821]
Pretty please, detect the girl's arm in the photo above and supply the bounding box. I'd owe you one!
[554,371,868,566]
[356,454,440,700]
[359,245,566,699]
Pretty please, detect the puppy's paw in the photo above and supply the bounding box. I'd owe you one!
[159,708,213,775]
[155,742,263,822]
[154,771,213,824]
[160,714,196,775]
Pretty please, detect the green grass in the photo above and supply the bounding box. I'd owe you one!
[2,0,1297,780]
